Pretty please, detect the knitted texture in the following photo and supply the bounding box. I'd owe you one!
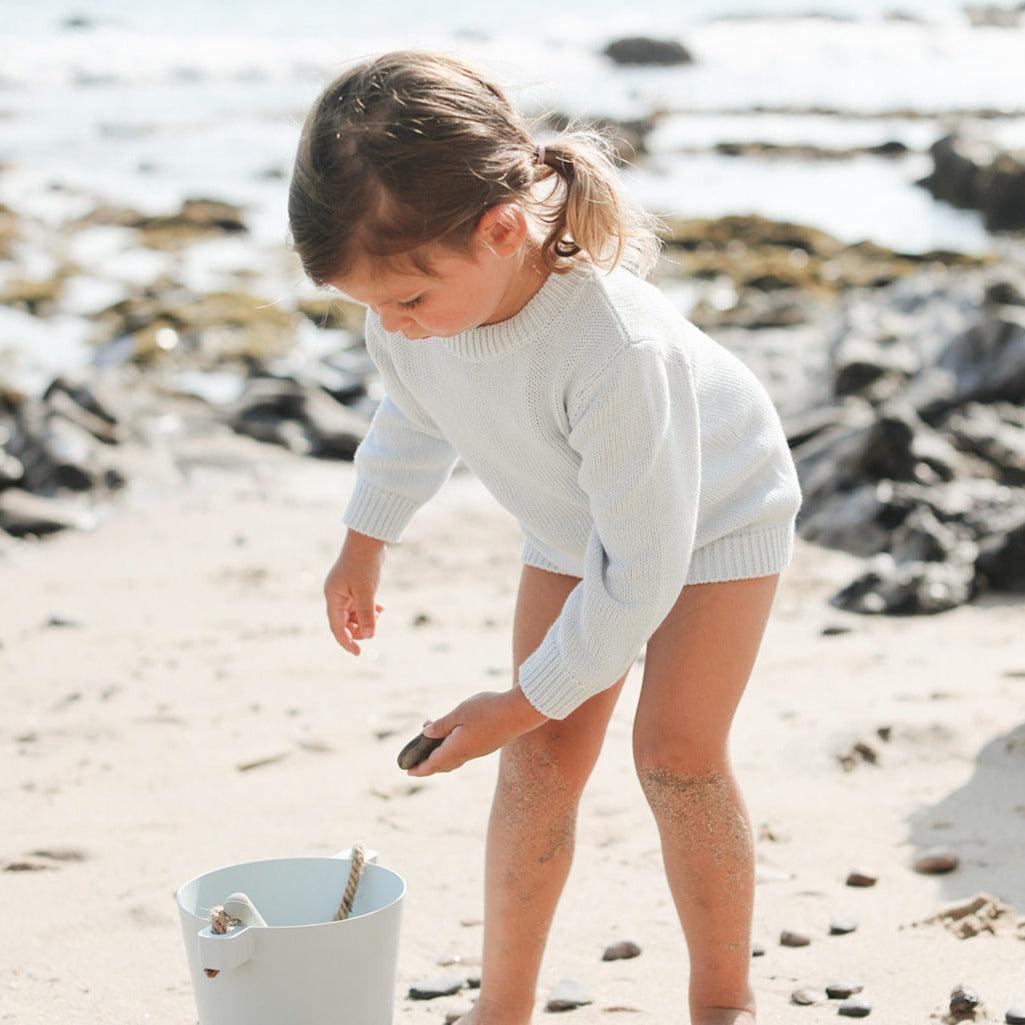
[342,259,803,720]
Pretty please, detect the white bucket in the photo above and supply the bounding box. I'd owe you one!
[175,847,405,1025]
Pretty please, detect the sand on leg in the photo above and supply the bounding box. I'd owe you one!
[458,564,631,1025]
[632,572,781,1025]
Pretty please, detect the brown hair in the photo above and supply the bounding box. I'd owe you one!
[286,49,665,289]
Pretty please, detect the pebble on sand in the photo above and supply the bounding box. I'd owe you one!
[829,918,859,935]
[1005,1007,1025,1024]
[780,929,812,947]
[914,847,960,874]
[827,981,865,999]
[792,987,828,1005]
[846,870,878,887]
[751,942,766,957]
[949,983,982,1017]
[545,977,594,1011]
[601,940,641,961]
[407,975,466,1000]
[838,995,873,1017]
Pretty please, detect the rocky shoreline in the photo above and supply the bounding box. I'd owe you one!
[2,129,1024,615]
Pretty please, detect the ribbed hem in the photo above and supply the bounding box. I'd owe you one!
[436,259,597,361]
[341,478,421,543]
[520,535,581,577]
[685,522,795,584]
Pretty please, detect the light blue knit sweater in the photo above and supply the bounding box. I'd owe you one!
[342,258,803,720]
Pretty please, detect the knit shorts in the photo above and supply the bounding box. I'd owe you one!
[520,519,795,585]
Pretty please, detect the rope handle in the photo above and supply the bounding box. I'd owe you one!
[333,839,367,921]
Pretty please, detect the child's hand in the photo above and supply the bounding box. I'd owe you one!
[324,531,387,656]
[406,690,541,777]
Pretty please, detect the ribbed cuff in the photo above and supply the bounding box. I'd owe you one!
[342,478,421,543]
[517,631,604,721]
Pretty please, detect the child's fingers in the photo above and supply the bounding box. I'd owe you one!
[327,598,360,655]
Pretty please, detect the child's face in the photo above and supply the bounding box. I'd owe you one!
[328,203,534,340]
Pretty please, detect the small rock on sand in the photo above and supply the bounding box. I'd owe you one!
[602,940,641,960]
[838,995,873,1017]
[914,847,960,874]
[546,978,594,1011]
[792,987,828,1005]
[846,869,878,887]
[780,929,811,947]
[830,918,859,935]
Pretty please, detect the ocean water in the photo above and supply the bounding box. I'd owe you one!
[1,2,1023,391]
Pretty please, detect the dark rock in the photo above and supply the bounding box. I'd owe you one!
[545,977,594,1011]
[7,409,103,491]
[830,552,975,615]
[601,940,641,961]
[601,36,693,65]
[797,482,893,558]
[832,335,920,400]
[888,505,974,565]
[838,996,872,1017]
[397,732,444,771]
[407,974,465,999]
[751,942,766,956]
[780,929,811,947]
[846,870,878,887]
[935,306,1025,407]
[0,489,94,537]
[944,403,1025,485]
[854,404,967,484]
[827,981,865,999]
[223,377,368,460]
[918,131,1025,231]
[976,513,1025,591]
[1006,1007,1025,1024]
[950,983,982,1018]
[913,847,960,874]
[983,270,1025,308]
[830,919,859,935]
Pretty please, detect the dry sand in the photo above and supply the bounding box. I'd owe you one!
[1,430,1024,1024]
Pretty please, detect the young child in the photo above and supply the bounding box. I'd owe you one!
[288,49,802,1025]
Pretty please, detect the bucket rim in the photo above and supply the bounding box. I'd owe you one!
[174,854,406,929]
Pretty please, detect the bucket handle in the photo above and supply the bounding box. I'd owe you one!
[198,923,256,974]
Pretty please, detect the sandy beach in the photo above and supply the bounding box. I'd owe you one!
[2,429,1023,1024]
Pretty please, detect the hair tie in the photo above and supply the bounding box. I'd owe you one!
[535,143,546,166]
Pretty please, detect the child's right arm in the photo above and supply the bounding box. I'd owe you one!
[328,312,461,653]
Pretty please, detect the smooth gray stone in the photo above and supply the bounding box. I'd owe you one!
[408,974,465,1000]
[839,996,873,1017]
[397,732,444,770]
[792,987,828,1006]
[827,981,865,999]
[546,977,594,1011]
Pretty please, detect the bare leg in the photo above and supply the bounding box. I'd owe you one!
[457,565,629,1025]
[633,573,781,1025]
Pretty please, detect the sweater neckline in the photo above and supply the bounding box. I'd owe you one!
[435,258,597,361]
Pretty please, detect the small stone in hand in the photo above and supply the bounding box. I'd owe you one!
[397,731,444,770]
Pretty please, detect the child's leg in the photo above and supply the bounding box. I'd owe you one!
[467,565,629,1025]
[632,572,781,1025]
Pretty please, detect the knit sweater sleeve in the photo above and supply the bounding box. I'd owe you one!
[515,339,702,720]
[342,318,461,543]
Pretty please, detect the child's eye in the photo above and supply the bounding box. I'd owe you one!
[399,295,423,309]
